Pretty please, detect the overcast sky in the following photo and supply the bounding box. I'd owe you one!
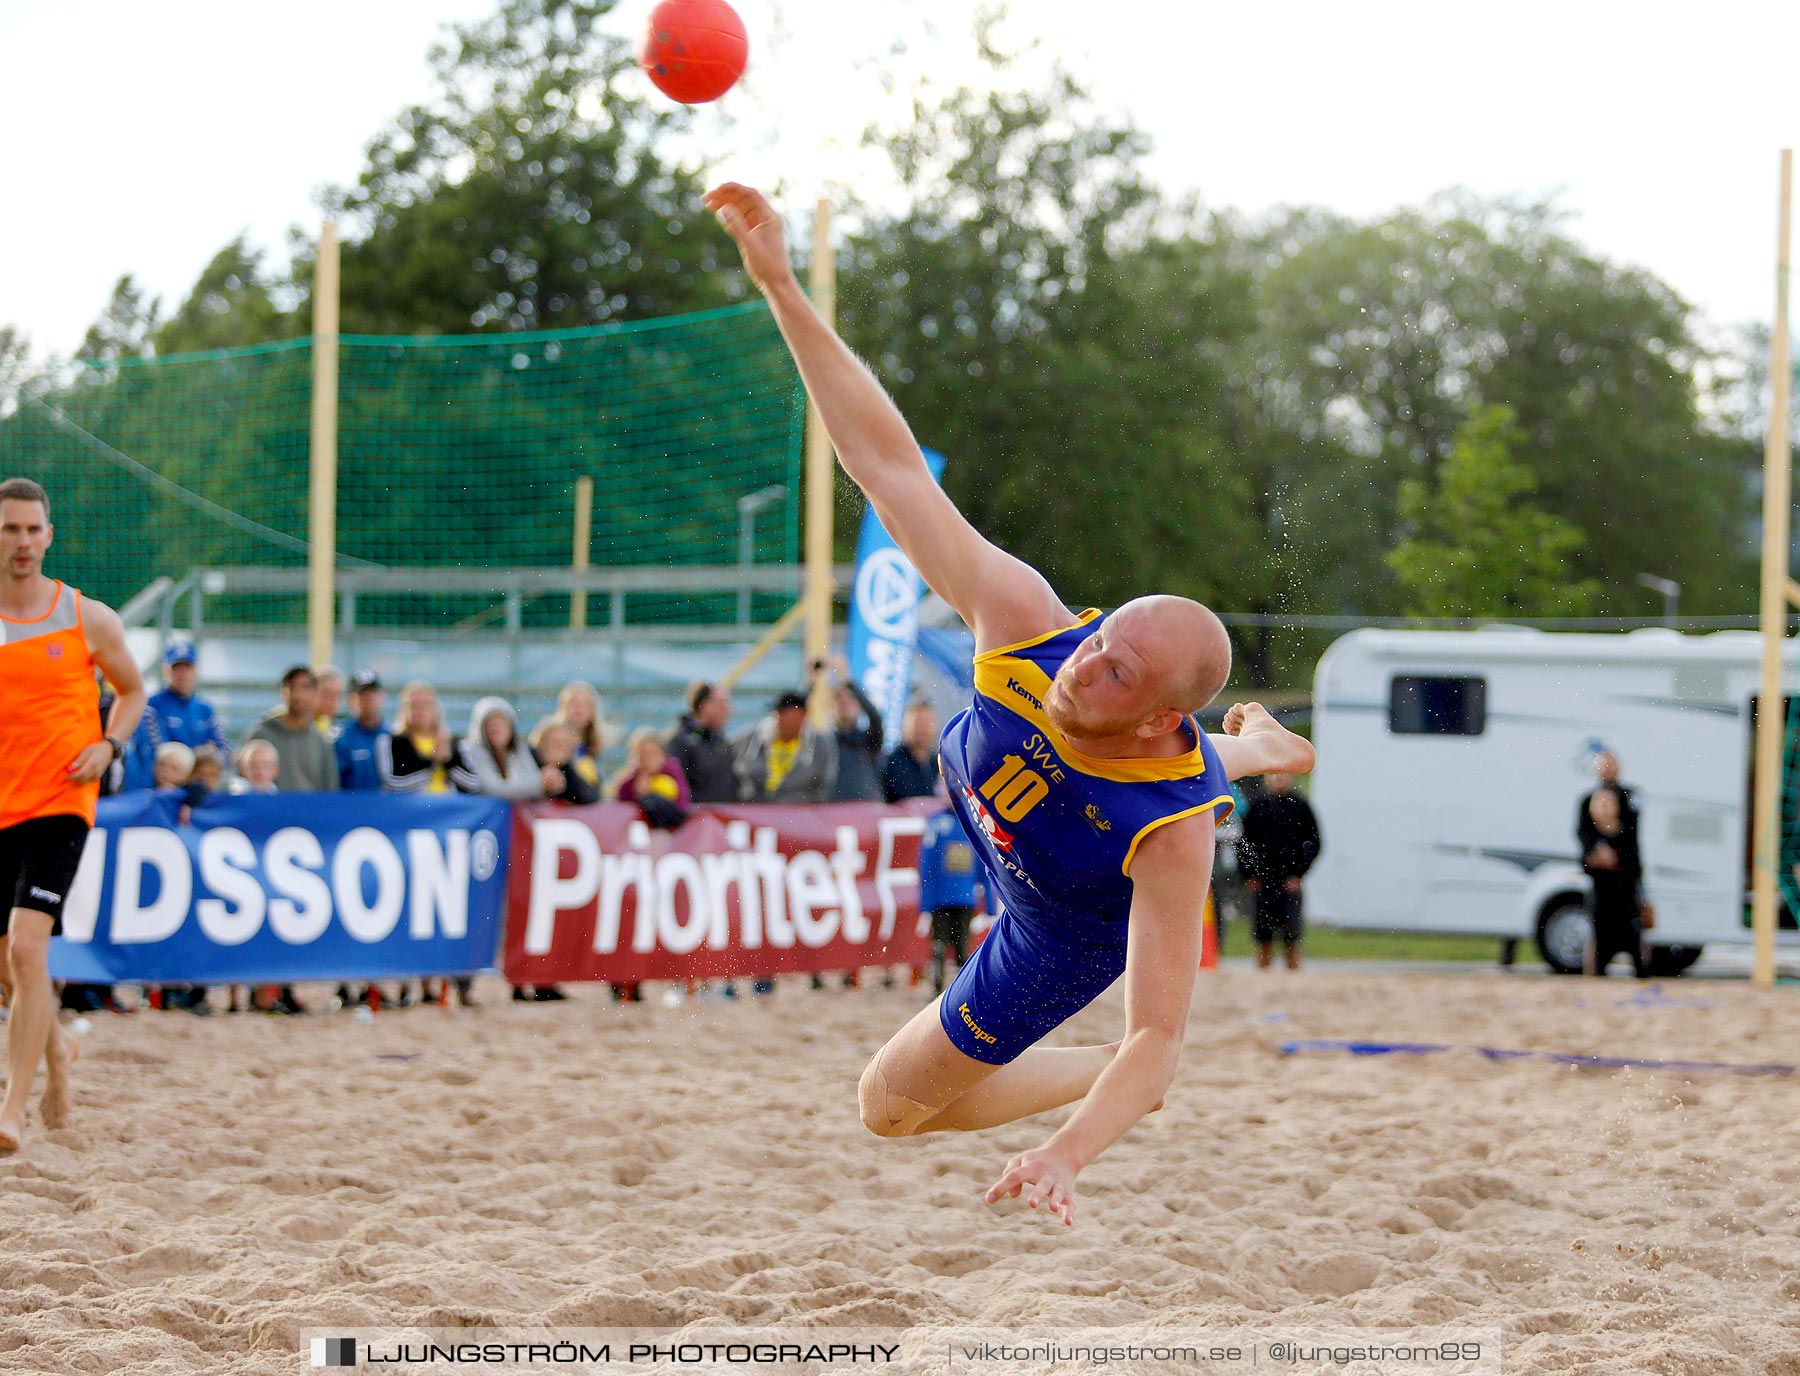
[3,0,1797,360]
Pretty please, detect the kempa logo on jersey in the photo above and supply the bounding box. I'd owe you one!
[28,886,62,905]
[1004,677,1042,712]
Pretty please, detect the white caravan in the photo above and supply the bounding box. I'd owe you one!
[1307,627,1800,973]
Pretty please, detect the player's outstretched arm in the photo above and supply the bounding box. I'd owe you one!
[1211,701,1315,781]
[705,182,1068,653]
[984,818,1213,1225]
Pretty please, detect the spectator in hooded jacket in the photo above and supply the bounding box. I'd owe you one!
[464,696,549,801]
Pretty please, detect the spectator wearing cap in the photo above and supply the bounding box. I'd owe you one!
[335,672,390,791]
[126,639,231,790]
[245,666,341,792]
[882,701,940,803]
[668,680,738,804]
[734,689,838,804]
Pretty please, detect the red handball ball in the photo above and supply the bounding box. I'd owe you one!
[639,0,748,104]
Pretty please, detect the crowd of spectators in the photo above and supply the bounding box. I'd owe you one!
[76,645,948,1015]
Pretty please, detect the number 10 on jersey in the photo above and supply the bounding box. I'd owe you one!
[978,755,1049,822]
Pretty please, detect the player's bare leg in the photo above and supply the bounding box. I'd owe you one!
[861,1002,1159,1137]
[0,915,70,1148]
[915,1040,1137,1133]
[858,999,998,1137]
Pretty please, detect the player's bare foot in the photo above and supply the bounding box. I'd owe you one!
[40,1037,78,1130]
[0,1116,22,1153]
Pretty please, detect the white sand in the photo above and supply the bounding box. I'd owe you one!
[4,969,1800,1374]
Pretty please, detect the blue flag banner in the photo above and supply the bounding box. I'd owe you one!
[49,791,511,984]
[848,447,946,750]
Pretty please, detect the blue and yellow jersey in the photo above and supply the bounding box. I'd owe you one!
[940,609,1233,946]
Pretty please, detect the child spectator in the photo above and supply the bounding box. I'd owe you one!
[152,741,195,791]
[230,740,280,794]
[613,727,691,826]
[918,780,985,994]
[190,744,225,796]
[530,718,600,804]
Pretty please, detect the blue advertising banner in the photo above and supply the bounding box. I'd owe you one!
[847,447,946,749]
[49,792,511,984]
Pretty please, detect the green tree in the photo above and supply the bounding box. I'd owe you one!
[1388,403,1600,617]
[1257,195,1754,613]
[324,0,734,334]
[838,53,1270,621]
[78,275,162,362]
[152,240,291,355]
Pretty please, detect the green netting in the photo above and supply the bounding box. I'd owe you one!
[1781,692,1800,922]
[0,302,806,627]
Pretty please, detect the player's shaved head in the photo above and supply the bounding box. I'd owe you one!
[1123,595,1233,715]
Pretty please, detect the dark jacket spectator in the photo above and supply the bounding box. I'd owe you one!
[1581,784,1646,976]
[882,703,941,803]
[245,666,340,792]
[668,680,738,804]
[378,682,480,794]
[735,691,838,803]
[1239,779,1322,885]
[824,657,886,802]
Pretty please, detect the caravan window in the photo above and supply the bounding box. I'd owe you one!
[1389,676,1486,735]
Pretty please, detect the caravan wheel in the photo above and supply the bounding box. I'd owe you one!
[1536,896,1591,974]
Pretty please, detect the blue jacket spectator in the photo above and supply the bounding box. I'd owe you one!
[919,804,985,914]
[125,640,230,790]
[335,671,390,791]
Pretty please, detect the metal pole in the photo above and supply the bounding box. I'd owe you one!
[1635,573,1680,628]
[307,222,341,674]
[1751,149,1793,992]
[803,196,836,725]
[736,485,787,628]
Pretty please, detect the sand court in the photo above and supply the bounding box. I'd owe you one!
[4,970,1799,1374]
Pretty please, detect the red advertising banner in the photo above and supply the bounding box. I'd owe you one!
[503,801,941,983]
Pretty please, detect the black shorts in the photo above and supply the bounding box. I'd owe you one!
[1252,887,1303,944]
[930,905,974,948]
[0,813,91,937]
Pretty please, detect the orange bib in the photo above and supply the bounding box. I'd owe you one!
[0,581,101,830]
